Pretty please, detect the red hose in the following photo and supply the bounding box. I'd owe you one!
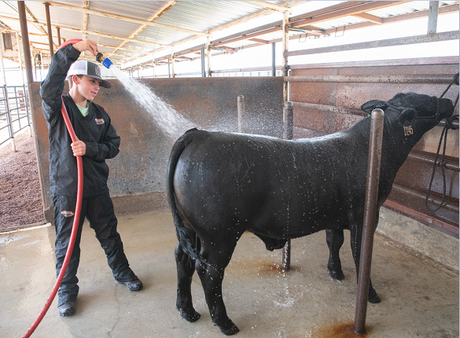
[23,99,84,337]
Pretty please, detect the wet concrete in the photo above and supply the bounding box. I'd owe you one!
[0,209,458,338]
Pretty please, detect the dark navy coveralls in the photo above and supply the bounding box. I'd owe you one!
[40,44,136,306]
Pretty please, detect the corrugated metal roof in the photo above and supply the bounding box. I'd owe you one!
[155,1,263,32]
[0,1,458,68]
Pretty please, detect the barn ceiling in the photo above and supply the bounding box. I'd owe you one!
[0,1,458,69]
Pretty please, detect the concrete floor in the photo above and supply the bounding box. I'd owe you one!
[1,209,458,338]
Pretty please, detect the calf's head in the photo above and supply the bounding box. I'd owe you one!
[361,92,454,139]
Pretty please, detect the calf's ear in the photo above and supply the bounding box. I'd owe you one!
[361,100,387,114]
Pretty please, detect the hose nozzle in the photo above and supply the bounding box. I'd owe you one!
[96,52,113,69]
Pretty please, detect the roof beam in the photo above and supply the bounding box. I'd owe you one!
[135,2,457,69]
[243,1,292,13]
[0,14,165,47]
[292,1,408,27]
[124,2,304,64]
[209,2,403,48]
[323,3,458,35]
[352,12,384,24]
[23,2,48,37]
[248,38,269,44]
[108,1,177,58]
[46,1,207,37]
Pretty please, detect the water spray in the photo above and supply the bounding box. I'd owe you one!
[96,52,113,69]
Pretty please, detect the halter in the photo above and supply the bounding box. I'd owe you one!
[425,73,459,213]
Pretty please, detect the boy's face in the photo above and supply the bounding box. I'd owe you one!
[73,75,102,101]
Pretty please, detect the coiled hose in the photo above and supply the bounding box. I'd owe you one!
[23,39,84,338]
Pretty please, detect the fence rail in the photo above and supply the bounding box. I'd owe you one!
[0,85,31,147]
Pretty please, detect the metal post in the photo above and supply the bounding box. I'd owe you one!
[282,101,294,272]
[44,2,54,55]
[0,32,6,85]
[167,58,171,78]
[57,26,61,46]
[200,46,206,77]
[3,84,15,151]
[283,101,293,140]
[16,32,25,85]
[428,1,439,34]
[354,108,385,334]
[32,48,37,81]
[206,35,212,77]
[17,1,34,85]
[281,11,289,102]
[272,42,276,77]
[40,51,44,81]
[237,95,245,133]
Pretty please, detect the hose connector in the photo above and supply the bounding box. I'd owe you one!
[96,52,113,69]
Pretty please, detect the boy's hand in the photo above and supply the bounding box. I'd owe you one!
[72,39,98,56]
[71,140,86,157]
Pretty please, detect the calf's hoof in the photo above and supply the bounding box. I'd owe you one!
[215,319,240,336]
[328,268,345,281]
[368,290,381,304]
[178,307,201,322]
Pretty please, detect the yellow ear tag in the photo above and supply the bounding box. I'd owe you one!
[403,121,413,137]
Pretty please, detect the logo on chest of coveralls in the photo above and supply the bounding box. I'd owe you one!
[95,118,105,125]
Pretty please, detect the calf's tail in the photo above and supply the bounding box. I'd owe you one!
[167,128,205,265]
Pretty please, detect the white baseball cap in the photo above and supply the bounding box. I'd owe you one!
[67,60,112,88]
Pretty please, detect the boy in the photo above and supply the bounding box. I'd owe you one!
[40,39,142,317]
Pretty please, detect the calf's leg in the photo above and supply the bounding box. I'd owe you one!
[196,240,239,336]
[350,224,381,304]
[326,228,345,280]
[175,241,201,322]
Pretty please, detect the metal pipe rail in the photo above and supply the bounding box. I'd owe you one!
[291,101,367,117]
[0,84,31,147]
[284,74,456,84]
[286,31,459,59]
[392,183,460,214]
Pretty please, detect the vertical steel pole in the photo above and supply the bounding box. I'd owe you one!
[56,26,61,46]
[283,101,293,140]
[16,32,25,85]
[17,1,33,85]
[17,1,33,151]
[200,46,205,77]
[237,95,245,133]
[281,11,289,102]
[272,42,276,77]
[167,58,171,78]
[281,11,291,272]
[206,35,212,77]
[354,108,385,334]
[428,1,439,34]
[171,56,175,78]
[0,32,6,85]
[40,51,44,81]
[282,101,294,272]
[44,2,54,55]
